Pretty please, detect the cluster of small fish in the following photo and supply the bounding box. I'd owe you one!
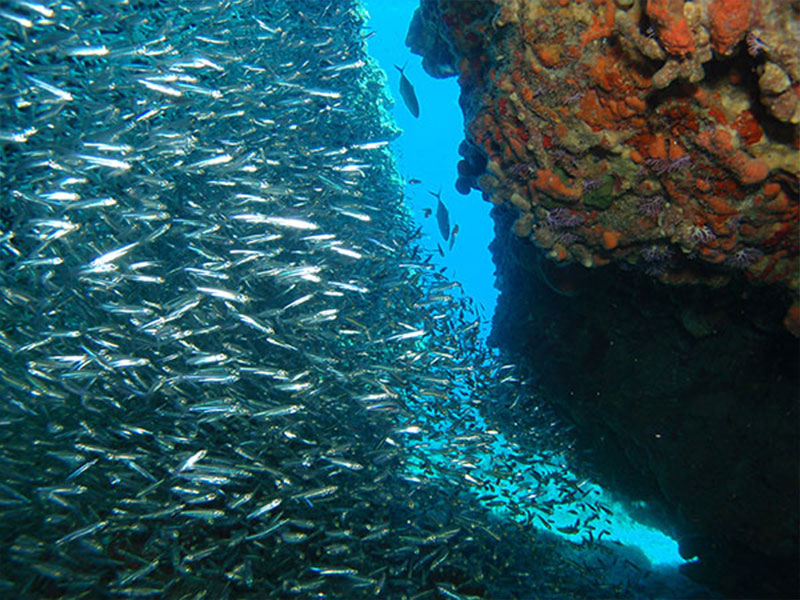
[0,1,702,599]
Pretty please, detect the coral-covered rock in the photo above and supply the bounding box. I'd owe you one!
[408,0,799,596]
[406,0,799,332]
[646,0,696,56]
[707,0,753,56]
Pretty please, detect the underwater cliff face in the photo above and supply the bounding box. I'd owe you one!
[407,0,799,597]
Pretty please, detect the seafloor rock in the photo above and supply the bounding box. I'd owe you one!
[408,0,799,597]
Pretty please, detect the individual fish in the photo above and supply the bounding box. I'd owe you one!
[196,286,250,304]
[430,190,450,241]
[26,75,73,101]
[55,520,108,545]
[233,213,319,231]
[137,78,182,97]
[449,224,459,251]
[12,0,54,18]
[75,154,132,171]
[384,328,427,343]
[394,64,420,118]
[246,498,283,519]
[322,58,365,72]
[64,45,109,57]
[186,153,233,170]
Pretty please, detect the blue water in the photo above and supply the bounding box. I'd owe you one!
[363,0,687,570]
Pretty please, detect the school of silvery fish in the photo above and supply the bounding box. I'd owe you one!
[0,1,715,598]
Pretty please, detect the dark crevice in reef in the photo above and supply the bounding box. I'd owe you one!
[488,203,799,599]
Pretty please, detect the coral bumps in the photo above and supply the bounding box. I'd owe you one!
[407,0,799,333]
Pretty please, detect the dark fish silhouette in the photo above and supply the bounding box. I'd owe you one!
[436,202,450,241]
[430,190,450,241]
[395,64,419,118]
[422,208,432,218]
[408,178,422,185]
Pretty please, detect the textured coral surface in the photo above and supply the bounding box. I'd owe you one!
[408,0,799,332]
[408,0,799,596]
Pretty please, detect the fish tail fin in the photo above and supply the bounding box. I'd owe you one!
[394,60,408,73]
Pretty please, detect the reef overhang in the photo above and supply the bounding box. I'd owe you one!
[407,0,800,597]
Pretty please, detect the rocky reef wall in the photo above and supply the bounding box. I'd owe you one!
[408,0,799,597]
[490,203,798,597]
